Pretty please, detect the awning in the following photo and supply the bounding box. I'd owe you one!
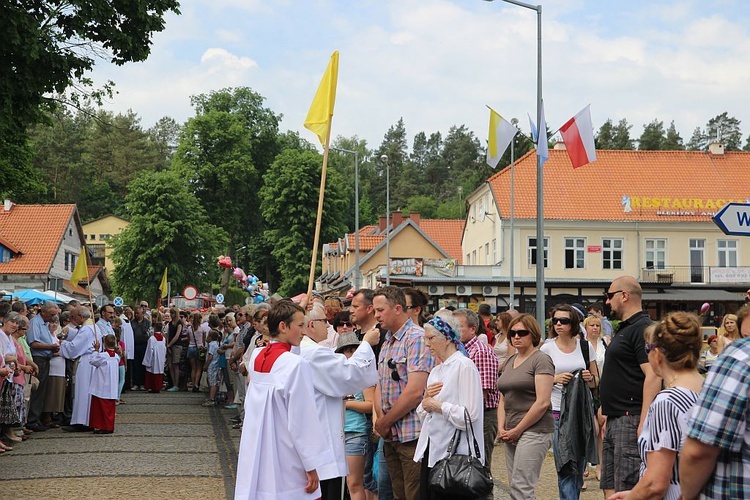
[642,289,744,302]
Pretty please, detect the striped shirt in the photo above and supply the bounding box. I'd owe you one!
[686,337,750,499]
[465,336,501,410]
[638,387,699,500]
[378,318,435,443]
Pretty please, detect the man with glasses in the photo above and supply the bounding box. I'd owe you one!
[599,276,660,497]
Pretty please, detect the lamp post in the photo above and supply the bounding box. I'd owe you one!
[510,117,518,310]
[332,147,361,290]
[381,154,391,286]
[485,0,544,326]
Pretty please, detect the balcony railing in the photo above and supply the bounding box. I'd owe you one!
[641,266,750,285]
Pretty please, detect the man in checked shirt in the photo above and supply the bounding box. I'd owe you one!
[453,308,501,468]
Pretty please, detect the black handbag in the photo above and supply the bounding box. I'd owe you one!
[428,409,494,499]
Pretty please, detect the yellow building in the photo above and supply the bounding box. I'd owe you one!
[82,214,130,273]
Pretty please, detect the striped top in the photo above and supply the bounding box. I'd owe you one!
[638,387,699,500]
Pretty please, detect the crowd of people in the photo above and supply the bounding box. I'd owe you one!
[2,276,749,500]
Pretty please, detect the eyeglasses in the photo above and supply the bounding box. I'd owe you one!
[311,318,327,324]
[605,290,624,300]
[387,358,401,381]
[509,329,531,338]
[337,322,352,328]
[18,327,28,331]
[551,317,571,325]
[405,305,418,310]
[644,342,662,355]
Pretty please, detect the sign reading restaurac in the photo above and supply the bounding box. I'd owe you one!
[713,203,750,236]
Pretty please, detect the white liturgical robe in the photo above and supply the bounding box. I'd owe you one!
[235,348,333,500]
[89,351,120,400]
[299,336,378,480]
[60,321,101,426]
[119,315,135,360]
[142,335,167,375]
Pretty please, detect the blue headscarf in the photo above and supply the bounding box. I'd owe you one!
[426,316,468,357]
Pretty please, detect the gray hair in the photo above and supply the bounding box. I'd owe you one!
[452,308,480,329]
[5,311,21,324]
[41,300,58,313]
[306,303,326,323]
[78,307,92,319]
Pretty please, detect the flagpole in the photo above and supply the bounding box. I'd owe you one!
[307,119,334,298]
[509,118,518,310]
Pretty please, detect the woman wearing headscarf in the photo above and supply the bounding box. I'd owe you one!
[413,312,484,500]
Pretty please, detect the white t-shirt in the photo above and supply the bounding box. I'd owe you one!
[540,339,595,411]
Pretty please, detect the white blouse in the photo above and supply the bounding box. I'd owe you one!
[414,351,485,467]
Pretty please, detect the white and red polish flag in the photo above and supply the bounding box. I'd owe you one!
[559,105,597,168]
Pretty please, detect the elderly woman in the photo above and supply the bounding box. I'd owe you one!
[716,313,739,352]
[496,313,554,500]
[702,335,720,371]
[414,313,484,500]
[608,312,704,500]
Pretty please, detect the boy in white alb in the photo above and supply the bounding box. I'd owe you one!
[89,334,120,434]
[143,323,167,393]
[235,301,333,500]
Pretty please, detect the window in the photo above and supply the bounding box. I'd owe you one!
[485,243,490,264]
[99,234,107,241]
[602,238,623,270]
[466,253,471,265]
[565,238,586,269]
[492,239,497,264]
[645,239,667,269]
[472,250,477,264]
[64,251,70,271]
[0,247,11,263]
[718,240,738,267]
[528,237,549,268]
[71,254,77,269]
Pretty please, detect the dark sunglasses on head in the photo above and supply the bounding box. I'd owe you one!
[387,358,401,381]
[552,317,571,325]
[605,290,624,300]
[509,329,531,338]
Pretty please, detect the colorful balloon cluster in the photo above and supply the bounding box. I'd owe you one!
[217,255,269,303]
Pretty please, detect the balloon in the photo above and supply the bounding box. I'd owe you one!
[700,302,710,314]
[217,255,233,269]
[233,267,247,281]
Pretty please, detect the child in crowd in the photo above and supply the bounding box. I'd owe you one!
[111,316,126,404]
[143,322,167,393]
[202,329,221,406]
[89,334,120,434]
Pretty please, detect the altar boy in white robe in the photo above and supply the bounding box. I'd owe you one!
[299,303,379,500]
[89,334,119,434]
[235,301,333,500]
[60,307,101,432]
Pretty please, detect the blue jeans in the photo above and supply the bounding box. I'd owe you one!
[377,438,393,500]
[553,414,583,500]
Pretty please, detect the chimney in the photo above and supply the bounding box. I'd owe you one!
[553,141,567,150]
[409,212,421,225]
[378,216,387,232]
[3,199,13,212]
[708,142,725,156]
[392,210,403,228]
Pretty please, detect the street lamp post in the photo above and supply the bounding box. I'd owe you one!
[485,0,544,326]
[381,154,391,286]
[332,148,361,290]
[510,117,518,310]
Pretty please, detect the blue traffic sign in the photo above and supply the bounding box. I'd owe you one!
[113,296,124,307]
[713,203,750,236]
[216,293,225,304]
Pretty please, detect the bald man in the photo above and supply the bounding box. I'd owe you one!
[599,276,661,496]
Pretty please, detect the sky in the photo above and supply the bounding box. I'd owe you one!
[89,0,750,150]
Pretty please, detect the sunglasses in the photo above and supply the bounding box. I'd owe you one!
[644,341,662,355]
[605,290,624,300]
[387,358,401,382]
[552,317,571,325]
[509,329,531,338]
[337,322,352,328]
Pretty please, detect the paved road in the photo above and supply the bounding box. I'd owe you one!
[1,391,603,499]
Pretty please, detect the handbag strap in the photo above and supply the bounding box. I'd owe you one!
[462,408,483,459]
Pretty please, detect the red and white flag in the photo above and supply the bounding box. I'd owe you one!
[559,105,597,168]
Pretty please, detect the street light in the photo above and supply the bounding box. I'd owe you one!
[332,147,361,290]
[380,154,391,286]
[485,0,544,326]
[510,117,518,310]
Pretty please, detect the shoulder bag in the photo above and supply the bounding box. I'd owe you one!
[580,339,600,402]
[428,408,494,499]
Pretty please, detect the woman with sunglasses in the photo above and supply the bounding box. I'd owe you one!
[496,314,554,499]
[541,304,598,499]
[608,312,703,500]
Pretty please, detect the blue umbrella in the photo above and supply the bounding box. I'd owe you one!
[11,289,65,306]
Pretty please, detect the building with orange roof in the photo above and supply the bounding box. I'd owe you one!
[0,200,110,300]
[319,212,463,292]
[402,144,750,318]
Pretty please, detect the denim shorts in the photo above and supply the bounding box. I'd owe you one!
[345,432,369,456]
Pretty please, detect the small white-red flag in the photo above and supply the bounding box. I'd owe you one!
[559,105,597,168]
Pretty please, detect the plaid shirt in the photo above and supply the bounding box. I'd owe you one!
[686,337,750,499]
[378,318,435,443]
[465,336,501,410]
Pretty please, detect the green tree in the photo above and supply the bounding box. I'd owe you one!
[111,170,227,303]
[260,149,348,296]
[706,112,742,151]
[596,119,633,149]
[371,119,409,214]
[686,127,706,151]
[148,116,182,169]
[662,121,685,150]
[638,120,665,150]
[404,195,439,219]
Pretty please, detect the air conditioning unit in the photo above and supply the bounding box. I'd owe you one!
[456,285,472,296]
[483,286,499,297]
[428,285,444,296]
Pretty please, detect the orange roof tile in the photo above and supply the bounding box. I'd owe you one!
[489,149,750,222]
[0,204,77,274]
[419,219,464,263]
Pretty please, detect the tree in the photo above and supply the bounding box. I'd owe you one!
[371,119,409,214]
[706,112,742,151]
[148,116,182,169]
[596,119,633,149]
[663,121,684,150]
[638,120,665,150]
[686,127,706,151]
[260,149,348,296]
[404,195,439,219]
[111,170,227,302]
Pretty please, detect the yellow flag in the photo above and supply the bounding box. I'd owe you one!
[159,267,168,299]
[70,249,89,285]
[304,51,339,146]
